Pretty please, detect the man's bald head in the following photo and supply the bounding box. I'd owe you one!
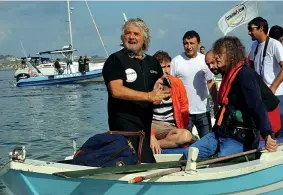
[205,50,214,64]
[205,50,220,75]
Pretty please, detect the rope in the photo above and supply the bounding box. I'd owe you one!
[85,0,109,58]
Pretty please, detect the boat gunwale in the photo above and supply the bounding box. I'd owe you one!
[1,147,283,183]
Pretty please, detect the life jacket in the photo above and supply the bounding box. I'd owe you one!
[169,75,189,129]
[216,61,280,138]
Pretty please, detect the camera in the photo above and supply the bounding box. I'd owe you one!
[163,77,171,88]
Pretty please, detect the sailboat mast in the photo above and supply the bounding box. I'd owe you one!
[67,0,74,61]
[123,13,128,23]
[85,0,109,58]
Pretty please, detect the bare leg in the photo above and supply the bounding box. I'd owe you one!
[158,129,192,148]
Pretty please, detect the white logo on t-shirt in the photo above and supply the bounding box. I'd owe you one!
[125,68,137,82]
[150,70,158,74]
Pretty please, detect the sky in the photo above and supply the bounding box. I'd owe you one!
[0,1,283,58]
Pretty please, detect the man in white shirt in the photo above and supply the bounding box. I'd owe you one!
[171,30,218,138]
[248,17,283,137]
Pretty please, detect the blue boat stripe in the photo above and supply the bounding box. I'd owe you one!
[228,180,283,194]
[20,172,40,195]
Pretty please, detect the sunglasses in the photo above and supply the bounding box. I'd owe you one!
[248,25,259,31]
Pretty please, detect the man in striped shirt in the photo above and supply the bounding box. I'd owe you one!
[150,51,193,154]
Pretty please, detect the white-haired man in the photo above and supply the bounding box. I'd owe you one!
[102,18,170,163]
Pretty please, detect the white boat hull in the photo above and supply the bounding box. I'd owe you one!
[16,69,103,87]
[1,147,283,195]
[14,62,104,82]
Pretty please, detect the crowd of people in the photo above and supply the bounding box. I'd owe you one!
[102,16,283,163]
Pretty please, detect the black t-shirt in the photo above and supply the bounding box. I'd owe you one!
[54,61,60,69]
[102,49,163,163]
[103,49,163,132]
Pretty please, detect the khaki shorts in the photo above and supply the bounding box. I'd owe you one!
[151,120,176,139]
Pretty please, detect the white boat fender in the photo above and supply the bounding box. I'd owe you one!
[185,147,199,175]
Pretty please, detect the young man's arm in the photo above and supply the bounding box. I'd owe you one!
[107,79,170,102]
[170,58,177,77]
[267,41,283,94]
[206,66,219,115]
[270,61,283,94]
[247,52,254,68]
[207,79,218,113]
[150,130,162,154]
[176,78,189,128]
[249,42,257,69]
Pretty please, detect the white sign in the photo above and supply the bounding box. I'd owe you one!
[217,1,258,36]
[125,68,137,82]
[55,73,81,79]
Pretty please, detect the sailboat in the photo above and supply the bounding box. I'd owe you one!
[14,0,106,82]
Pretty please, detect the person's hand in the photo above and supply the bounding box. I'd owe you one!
[153,77,165,91]
[265,135,278,152]
[270,86,276,94]
[150,136,162,154]
[153,100,162,105]
[148,89,171,102]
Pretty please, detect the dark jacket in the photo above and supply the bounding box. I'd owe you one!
[214,66,276,151]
